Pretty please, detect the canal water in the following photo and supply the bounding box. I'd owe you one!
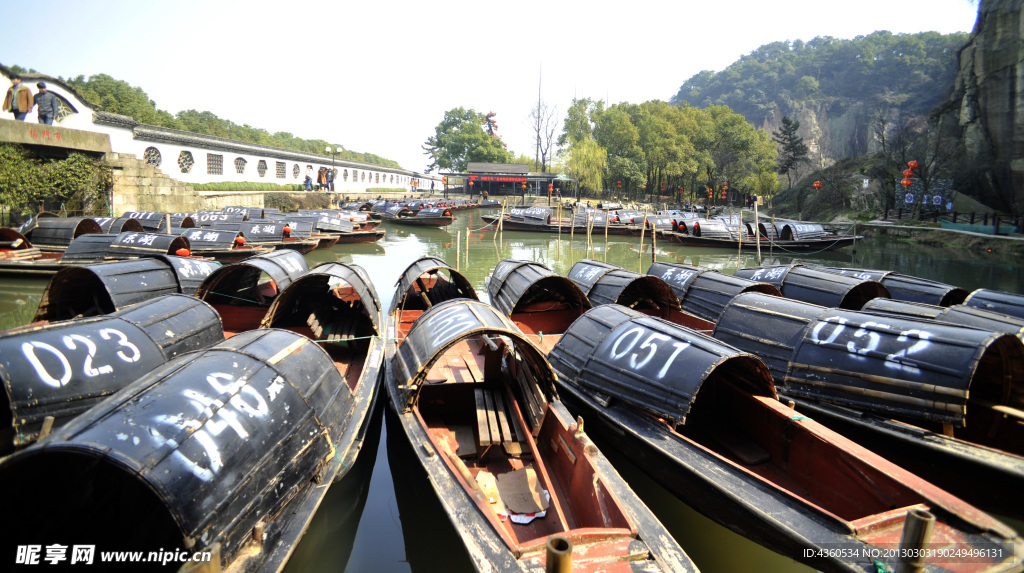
[1,208,1022,572]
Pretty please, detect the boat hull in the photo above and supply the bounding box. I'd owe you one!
[557,381,1024,573]
[666,232,859,251]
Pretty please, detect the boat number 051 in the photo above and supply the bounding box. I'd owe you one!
[810,317,931,373]
[20,328,142,388]
[608,327,691,379]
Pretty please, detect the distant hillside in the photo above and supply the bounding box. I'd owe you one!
[669,31,969,158]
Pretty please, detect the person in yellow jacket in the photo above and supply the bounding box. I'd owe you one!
[3,75,33,121]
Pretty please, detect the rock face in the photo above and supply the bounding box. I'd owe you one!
[949,0,1024,212]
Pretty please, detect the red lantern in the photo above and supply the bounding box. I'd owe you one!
[469,181,474,187]
[175,248,190,257]
[617,180,621,188]
[521,183,526,190]
[908,160,919,169]
[813,180,822,189]
[707,189,713,200]
[901,178,913,187]
[903,169,914,178]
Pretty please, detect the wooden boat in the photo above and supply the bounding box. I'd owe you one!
[207,220,320,254]
[122,211,197,231]
[482,207,633,235]
[195,250,309,335]
[667,218,861,251]
[0,231,198,276]
[296,210,386,244]
[714,291,1024,519]
[822,266,969,307]
[734,263,890,310]
[180,227,275,261]
[0,328,365,573]
[486,259,593,354]
[565,259,716,330]
[91,216,145,234]
[20,217,103,252]
[384,278,698,572]
[33,256,220,321]
[0,294,224,455]
[962,288,1024,321]
[381,205,454,227]
[258,260,384,471]
[647,261,781,324]
[862,298,1024,343]
[545,303,1024,573]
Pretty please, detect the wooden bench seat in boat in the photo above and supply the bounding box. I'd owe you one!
[476,387,525,457]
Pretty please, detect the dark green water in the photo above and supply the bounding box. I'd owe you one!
[2,209,1022,572]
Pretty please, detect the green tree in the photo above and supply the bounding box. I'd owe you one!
[566,138,607,196]
[558,98,604,148]
[772,116,809,189]
[422,107,512,173]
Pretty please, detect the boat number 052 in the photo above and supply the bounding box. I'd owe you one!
[810,317,931,373]
[20,328,142,388]
[608,327,691,379]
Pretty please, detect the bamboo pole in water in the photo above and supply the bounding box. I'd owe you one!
[638,213,648,273]
[466,230,470,267]
[570,204,575,242]
[456,230,461,271]
[652,217,658,266]
[754,199,761,263]
[737,211,743,267]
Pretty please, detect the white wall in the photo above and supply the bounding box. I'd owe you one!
[3,70,442,192]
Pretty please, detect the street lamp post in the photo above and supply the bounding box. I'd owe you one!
[325,146,338,192]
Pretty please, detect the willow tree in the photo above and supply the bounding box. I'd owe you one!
[567,138,607,197]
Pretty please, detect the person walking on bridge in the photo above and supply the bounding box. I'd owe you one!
[33,82,59,125]
[3,75,32,121]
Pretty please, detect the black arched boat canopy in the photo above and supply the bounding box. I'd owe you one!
[34,257,182,320]
[488,259,591,318]
[862,298,1024,343]
[648,262,781,324]
[787,307,1024,432]
[822,267,968,307]
[549,305,776,427]
[389,256,477,315]
[262,261,382,339]
[390,299,557,411]
[0,329,344,569]
[196,250,309,306]
[963,288,1024,321]
[734,263,890,310]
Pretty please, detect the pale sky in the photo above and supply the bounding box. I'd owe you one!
[0,0,979,173]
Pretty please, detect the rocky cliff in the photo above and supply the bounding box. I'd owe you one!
[947,0,1024,212]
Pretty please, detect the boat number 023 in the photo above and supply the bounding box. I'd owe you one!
[20,328,143,388]
[810,316,931,374]
[605,326,691,379]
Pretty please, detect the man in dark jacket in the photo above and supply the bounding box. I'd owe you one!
[2,75,32,121]
[33,82,59,125]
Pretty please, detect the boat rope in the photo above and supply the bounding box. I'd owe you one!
[465,219,497,233]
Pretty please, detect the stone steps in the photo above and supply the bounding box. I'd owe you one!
[104,153,199,214]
